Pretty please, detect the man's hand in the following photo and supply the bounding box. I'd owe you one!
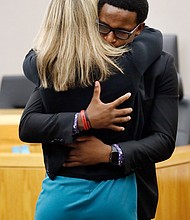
[78,81,133,132]
[63,136,111,167]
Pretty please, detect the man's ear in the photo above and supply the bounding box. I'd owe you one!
[135,23,145,36]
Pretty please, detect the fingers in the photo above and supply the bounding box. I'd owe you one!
[109,116,131,131]
[63,162,81,167]
[114,107,133,117]
[113,115,131,124]
[111,92,131,107]
[109,125,125,132]
[92,81,101,101]
[75,136,92,141]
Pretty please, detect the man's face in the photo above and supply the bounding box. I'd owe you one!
[99,3,144,47]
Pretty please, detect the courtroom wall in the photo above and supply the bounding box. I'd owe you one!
[1,0,190,94]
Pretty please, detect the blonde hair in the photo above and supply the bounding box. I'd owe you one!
[34,0,128,91]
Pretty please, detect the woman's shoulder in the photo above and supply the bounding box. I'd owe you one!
[23,49,40,86]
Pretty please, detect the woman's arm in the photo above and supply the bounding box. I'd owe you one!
[19,88,75,144]
[19,83,132,144]
[23,49,40,86]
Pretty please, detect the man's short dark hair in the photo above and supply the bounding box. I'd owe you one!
[98,0,149,24]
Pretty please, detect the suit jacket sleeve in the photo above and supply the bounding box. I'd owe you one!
[128,26,163,74]
[19,88,75,144]
[23,49,40,86]
[119,54,179,174]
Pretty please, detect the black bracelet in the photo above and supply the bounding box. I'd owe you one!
[84,110,92,128]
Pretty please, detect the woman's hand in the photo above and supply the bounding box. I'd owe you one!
[78,81,133,132]
[63,136,111,167]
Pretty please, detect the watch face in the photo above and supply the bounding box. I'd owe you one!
[111,151,119,165]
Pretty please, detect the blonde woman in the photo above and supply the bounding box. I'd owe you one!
[20,0,178,219]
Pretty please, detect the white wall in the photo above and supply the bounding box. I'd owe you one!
[1,0,190,94]
[146,0,190,95]
[0,0,47,82]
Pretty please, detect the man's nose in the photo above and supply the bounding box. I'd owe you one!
[103,31,117,44]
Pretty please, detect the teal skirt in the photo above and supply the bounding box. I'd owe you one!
[35,174,137,220]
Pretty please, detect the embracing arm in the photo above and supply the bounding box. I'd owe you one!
[119,54,178,173]
[63,54,178,169]
[23,27,163,87]
[23,49,40,86]
[19,83,132,144]
[128,26,163,74]
[19,88,75,144]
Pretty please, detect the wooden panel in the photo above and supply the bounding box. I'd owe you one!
[0,110,45,219]
[0,146,189,220]
[0,109,41,151]
[0,143,42,153]
[156,145,190,168]
[1,110,190,220]
[0,109,24,145]
[155,163,190,220]
[0,153,44,167]
[0,152,44,220]
[0,109,24,115]
[154,146,190,220]
[0,167,45,220]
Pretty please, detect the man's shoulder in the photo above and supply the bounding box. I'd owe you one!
[161,50,174,59]
[151,51,175,67]
[144,51,177,80]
